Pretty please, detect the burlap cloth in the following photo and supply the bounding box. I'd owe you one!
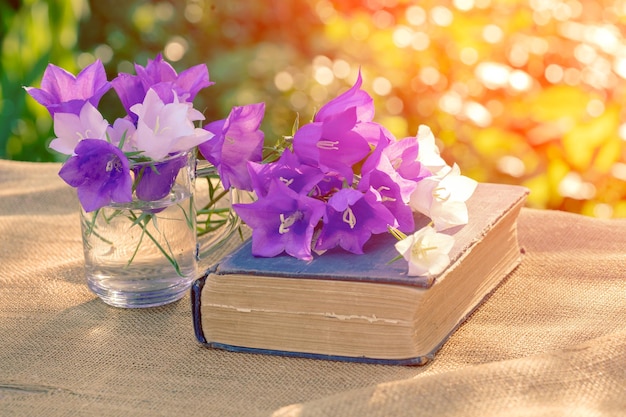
[1,159,625,417]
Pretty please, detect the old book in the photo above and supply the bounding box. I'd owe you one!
[192,183,529,365]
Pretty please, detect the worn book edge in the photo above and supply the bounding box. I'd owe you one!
[191,256,522,365]
[191,276,433,365]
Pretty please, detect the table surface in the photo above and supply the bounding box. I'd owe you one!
[1,159,625,417]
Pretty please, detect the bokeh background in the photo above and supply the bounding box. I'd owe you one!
[2,0,626,217]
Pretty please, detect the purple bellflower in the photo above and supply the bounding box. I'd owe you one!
[315,187,395,254]
[27,55,222,215]
[133,153,189,202]
[198,103,265,191]
[24,60,111,117]
[58,139,132,212]
[111,54,212,122]
[360,162,415,233]
[233,179,326,261]
[247,148,325,198]
[293,106,371,184]
[309,173,344,200]
[358,135,418,233]
[314,70,374,124]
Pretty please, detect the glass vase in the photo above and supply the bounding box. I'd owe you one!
[79,151,239,308]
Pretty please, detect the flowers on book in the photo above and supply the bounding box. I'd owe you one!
[209,71,477,276]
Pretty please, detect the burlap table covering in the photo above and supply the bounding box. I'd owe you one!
[1,159,625,417]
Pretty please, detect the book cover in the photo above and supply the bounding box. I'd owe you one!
[192,183,529,365]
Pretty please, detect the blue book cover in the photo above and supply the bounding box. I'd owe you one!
[192,183,528,365]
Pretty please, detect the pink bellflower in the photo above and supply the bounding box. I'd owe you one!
[49,101,109,155]
[129,88,212,160]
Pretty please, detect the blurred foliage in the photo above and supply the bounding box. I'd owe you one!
[0,0,87,162]
[2,0,626,217]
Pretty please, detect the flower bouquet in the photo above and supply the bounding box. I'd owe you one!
[26,52,477,308]
[214,71,477,277]
[26,55,264,307]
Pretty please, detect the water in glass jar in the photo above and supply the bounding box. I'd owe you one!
[81,186,197,308]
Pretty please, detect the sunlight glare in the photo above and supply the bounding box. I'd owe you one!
[611,162,626,180]
[508,42,529,67]
[373,77,392,96]
[574,43,597,65]
[94,44,113,64]
[411,32,430,51]
[313,66,334,86]
[430,6,453,27]
[558,172,596,200]
[439,92,463,115]
[332,60,351,79]
[164,37,188,62]
[460,47,479,65]
[483,24,503,43]
[406,6,426,26]
[497,155,525,177]
[545,64,564,83]
[420,67,441,86]
[385,96,404,114]
[393,26,414,48]
[464,101,492,127]
[184,3,203,24]
[373,10,394,28]
[453,0,475,11]
[586,99,605,117]
[274,71,294,92]
[475,62,510,89]
[509,69,533,91]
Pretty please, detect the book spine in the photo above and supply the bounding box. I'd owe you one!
[191,272,209,345]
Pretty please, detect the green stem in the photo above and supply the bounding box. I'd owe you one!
[82,209,114,246]
[126,210,183,277]
[200,188,228,210]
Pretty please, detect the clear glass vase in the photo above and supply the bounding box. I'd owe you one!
[79,151,240,308]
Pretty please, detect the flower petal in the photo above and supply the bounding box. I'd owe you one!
[314,70,374,123]
[58,139,132,212]
[395,226,455,277]
[200,103,266,190]
[134,154,188,201]
[25,60,111,116]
